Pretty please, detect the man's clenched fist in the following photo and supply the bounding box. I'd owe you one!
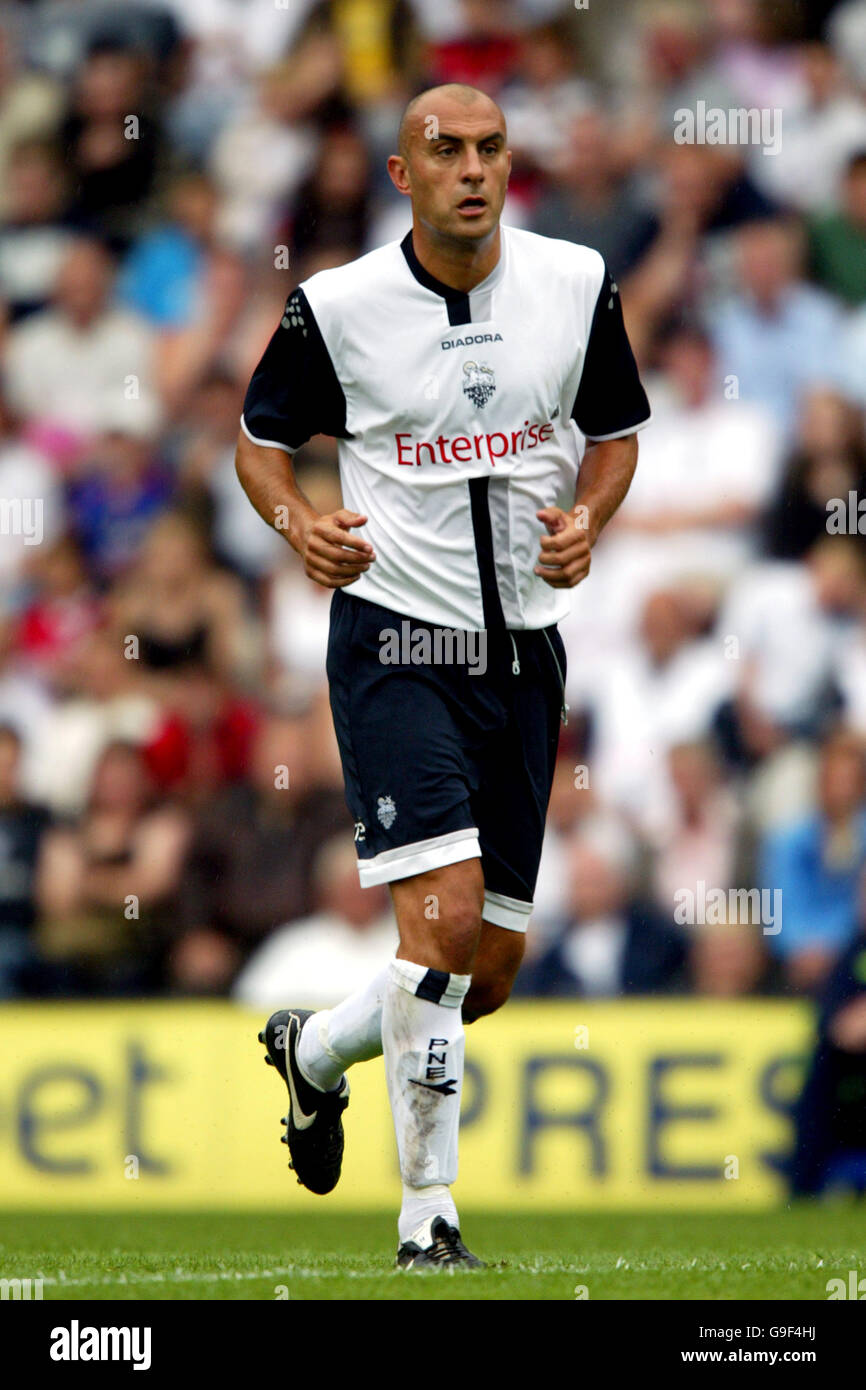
[534,507,592,589]
[299,509,376,589]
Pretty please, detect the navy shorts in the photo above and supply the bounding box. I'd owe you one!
[326,590,567,932]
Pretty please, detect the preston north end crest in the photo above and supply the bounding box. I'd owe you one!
[462,360,496,409]
[377,795,397,829]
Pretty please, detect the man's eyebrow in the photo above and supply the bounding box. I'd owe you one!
[431,130,505,145]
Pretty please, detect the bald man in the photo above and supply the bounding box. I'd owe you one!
[238,84,651,1269]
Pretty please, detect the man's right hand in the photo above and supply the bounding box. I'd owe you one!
[299,509,376,589]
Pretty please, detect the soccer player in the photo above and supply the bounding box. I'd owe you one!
[236,84,650,1269]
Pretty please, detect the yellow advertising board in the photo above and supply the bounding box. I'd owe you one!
[0,1000,812,1209]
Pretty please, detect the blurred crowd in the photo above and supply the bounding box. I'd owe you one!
[3,0,866,1010]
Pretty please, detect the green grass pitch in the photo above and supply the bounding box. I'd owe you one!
[2,1207,865,1300]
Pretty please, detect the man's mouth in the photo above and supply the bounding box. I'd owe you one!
[457,196,487,216]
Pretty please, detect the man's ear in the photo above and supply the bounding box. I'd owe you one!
[387,154,411,196]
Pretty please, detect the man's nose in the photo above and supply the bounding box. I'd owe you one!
[461,149,484,181]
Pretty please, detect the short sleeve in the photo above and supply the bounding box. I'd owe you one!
[571,267,651,441]
[241,288,351,454]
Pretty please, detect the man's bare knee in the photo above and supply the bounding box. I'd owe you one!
[390,858,485,973]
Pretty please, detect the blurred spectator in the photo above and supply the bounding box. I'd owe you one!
[36,739,189,993]
[23,2,183,86]
[427,0,522,95]
[763,389,866,561]
[155,242,247,419]
[0,27,64,220]
[0,394,62,608]
[302,0,421,111]
[751,42,866,213]
[288,124,372,264]
[717,537,866,762]
[0,723,51,996]
[710,218,844,438]
[161,0,317,159]
[532,748,597,943]
[22,629,158,817]
[689,920,772,996]
[3,237,161,451]
[66,429,172,583]
[503,19,593,183]
[790,901,866,1194]
[808,148,866,305]
[0,139,74,322]
[631,1,741,131]
[607,321,782,594]
[647,740,741,921]
[60,39,164,246]
[828,0,866,89]
[175,371,286,583]
[141,657,259,805]
[686,917,778,995]
[516,815,686,996]
[622,143,777,359]
[839,294,866,409]
[0,616,53,755]
[119,172,220,329]
[108,510,256,687]
[209,48,335,254]
[12,534,102,683]
[530,108,655,275]
[169,711,348,993]
[575,588,731,828]
[760,728,866,993]
[233,836,396,1009]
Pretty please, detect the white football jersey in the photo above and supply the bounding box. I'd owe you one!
[242,225,650,631]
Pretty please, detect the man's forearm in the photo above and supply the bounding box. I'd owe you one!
[235,429,316,556]
[572,434,639,545]
[235,428,374,588]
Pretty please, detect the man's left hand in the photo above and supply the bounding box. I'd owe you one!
[534,507,592,589]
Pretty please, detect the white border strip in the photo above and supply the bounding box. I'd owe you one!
[584,413,653,443]
[358,827,480,886]
[240,414,296,455]
[483,889,533,933]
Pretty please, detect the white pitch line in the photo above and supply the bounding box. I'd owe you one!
[31,1261,585,1292]
[21,1254,836,1294]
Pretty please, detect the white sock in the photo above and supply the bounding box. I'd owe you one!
[296,967,388,1092]
[399,1184,459,1245]
[382,957,471,1245]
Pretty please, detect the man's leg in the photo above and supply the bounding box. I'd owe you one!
[297,914,526,1094]
[296,966,389,1092]
[463,920,526,1022]
[383,858,483,1247]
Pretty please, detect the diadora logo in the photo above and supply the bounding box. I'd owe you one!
[462,360,496,409]
[442,333,503,350]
